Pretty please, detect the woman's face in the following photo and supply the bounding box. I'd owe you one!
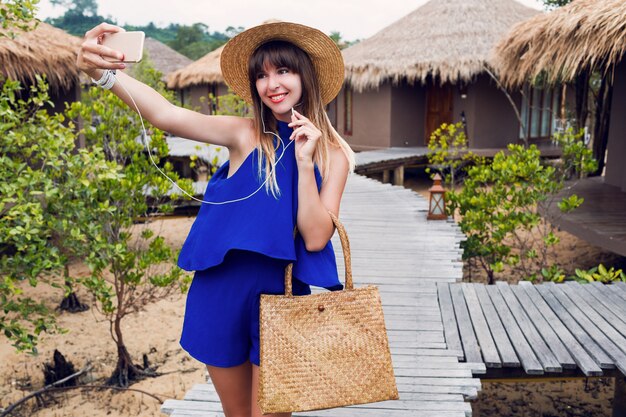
[255,61,302,123]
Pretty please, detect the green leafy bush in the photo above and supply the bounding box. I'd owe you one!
[66,81,191,386]
[571,265,626,283]
[1,76,120,352]
[440,127,596,284]
[426,122,476,190]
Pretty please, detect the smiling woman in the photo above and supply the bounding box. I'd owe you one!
[76,19,355,417]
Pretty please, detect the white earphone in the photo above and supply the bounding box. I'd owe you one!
[117,78,296,206]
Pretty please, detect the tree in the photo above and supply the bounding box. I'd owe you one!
[1,0,123,354]
[426,122,475,191]
[329,31,358,50]
[44,0,114,36]
[65,60,192,387]
[443,129,596,284]
[1,75,121,352]
[225,25,244,38]
[167,22,206,50]
[165,22,226,59]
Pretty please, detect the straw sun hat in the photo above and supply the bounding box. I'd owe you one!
[220,21,345,105]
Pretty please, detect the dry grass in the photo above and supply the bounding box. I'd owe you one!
[342,0,539,91]
[166,45,225,89]
[493,0,626,87]
[0,22,82,92]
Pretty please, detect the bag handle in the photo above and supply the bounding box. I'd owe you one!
[284,211,353,296]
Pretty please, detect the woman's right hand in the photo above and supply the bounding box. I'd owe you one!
[77,23,127,79]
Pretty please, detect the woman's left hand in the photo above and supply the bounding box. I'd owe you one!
[289,110,320,165]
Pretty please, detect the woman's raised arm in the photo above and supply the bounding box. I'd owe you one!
[77,23,250,148]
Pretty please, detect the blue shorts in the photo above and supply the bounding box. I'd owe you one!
[180,249,311,367]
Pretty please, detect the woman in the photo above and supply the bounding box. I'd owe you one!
[77,21,355,417]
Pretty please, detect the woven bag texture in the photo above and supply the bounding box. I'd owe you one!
[258,212,398,413]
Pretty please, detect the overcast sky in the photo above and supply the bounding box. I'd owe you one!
[36,0,545,41]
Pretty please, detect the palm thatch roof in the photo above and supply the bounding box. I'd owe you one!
[0,21,82,92]
[342,0,539,91]
[126,37,193,82]
[166,44,225,90]
[493,0,626,87]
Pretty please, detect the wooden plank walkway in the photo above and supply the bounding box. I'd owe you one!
[161,174,480,417]
[353,145,562,186]
[440,281,626,378]
[543,176,626,257]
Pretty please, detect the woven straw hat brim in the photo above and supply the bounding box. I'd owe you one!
[220,22,345,105]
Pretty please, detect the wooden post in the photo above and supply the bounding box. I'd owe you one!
[393,165,405,186]
[382,170,390,183]
[614,375,626,417]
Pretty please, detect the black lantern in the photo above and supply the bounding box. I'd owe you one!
[427,174,447,220]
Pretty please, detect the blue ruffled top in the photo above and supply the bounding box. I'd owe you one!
[177,120,342,291]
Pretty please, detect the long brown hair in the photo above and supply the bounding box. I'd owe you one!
[247,40,355,197]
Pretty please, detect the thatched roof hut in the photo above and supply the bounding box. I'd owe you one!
[127,37,192,81]
[0,22,81,93]
[342,0,540,92]
[166,44,225,90]
[492,0,626,256]
[493,0,626,87]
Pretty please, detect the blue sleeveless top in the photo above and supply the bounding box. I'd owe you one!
[177,120,342,291]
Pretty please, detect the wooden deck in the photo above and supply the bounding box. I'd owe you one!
[354,144,562,186]
[439,280,626,379]
[543,176,626,257]
[161,174,481,417]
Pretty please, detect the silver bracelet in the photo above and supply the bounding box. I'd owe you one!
[91,69,117,90]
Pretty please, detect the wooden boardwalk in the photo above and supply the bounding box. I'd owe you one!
[161,174,481,417]
[439,281,626,379]
[353,145,562,186]
[543,177,626,257]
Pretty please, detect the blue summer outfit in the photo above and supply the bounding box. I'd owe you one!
[177,120,342,367]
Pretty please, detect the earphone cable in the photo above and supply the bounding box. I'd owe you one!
[116,77,295,205]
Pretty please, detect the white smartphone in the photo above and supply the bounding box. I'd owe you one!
[102,31,145,63]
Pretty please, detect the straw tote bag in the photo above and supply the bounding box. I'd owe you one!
[258,212,399,414]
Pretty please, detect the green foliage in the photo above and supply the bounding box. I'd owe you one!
[65,65,192,384]
[0,76,120,352]
[165,22,227,59]
[44,7,229,57]
[0,0,40,37]
[209,90,249,117]
[329,31,358,50]
[426,122,475,190]
[224,25,244,38]
[540,265,566,283]
[557,194,584,213]
[49,0,97,16]
[128,50,178,105]
[552,127,598,178]
[45,12,108,37]
[448,144,552,282]
[447,126,597,284]
[44,0,113,37]
[571,265,626,284]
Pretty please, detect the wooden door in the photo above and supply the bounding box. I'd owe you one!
[425,84,453,144]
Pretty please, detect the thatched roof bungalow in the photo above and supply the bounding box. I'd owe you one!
[0,22,82,112]
[493,0,626,87]
[127,37,192,83]
[337,0,541,151]
[494,0,626,256]
[166,45,229,114]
